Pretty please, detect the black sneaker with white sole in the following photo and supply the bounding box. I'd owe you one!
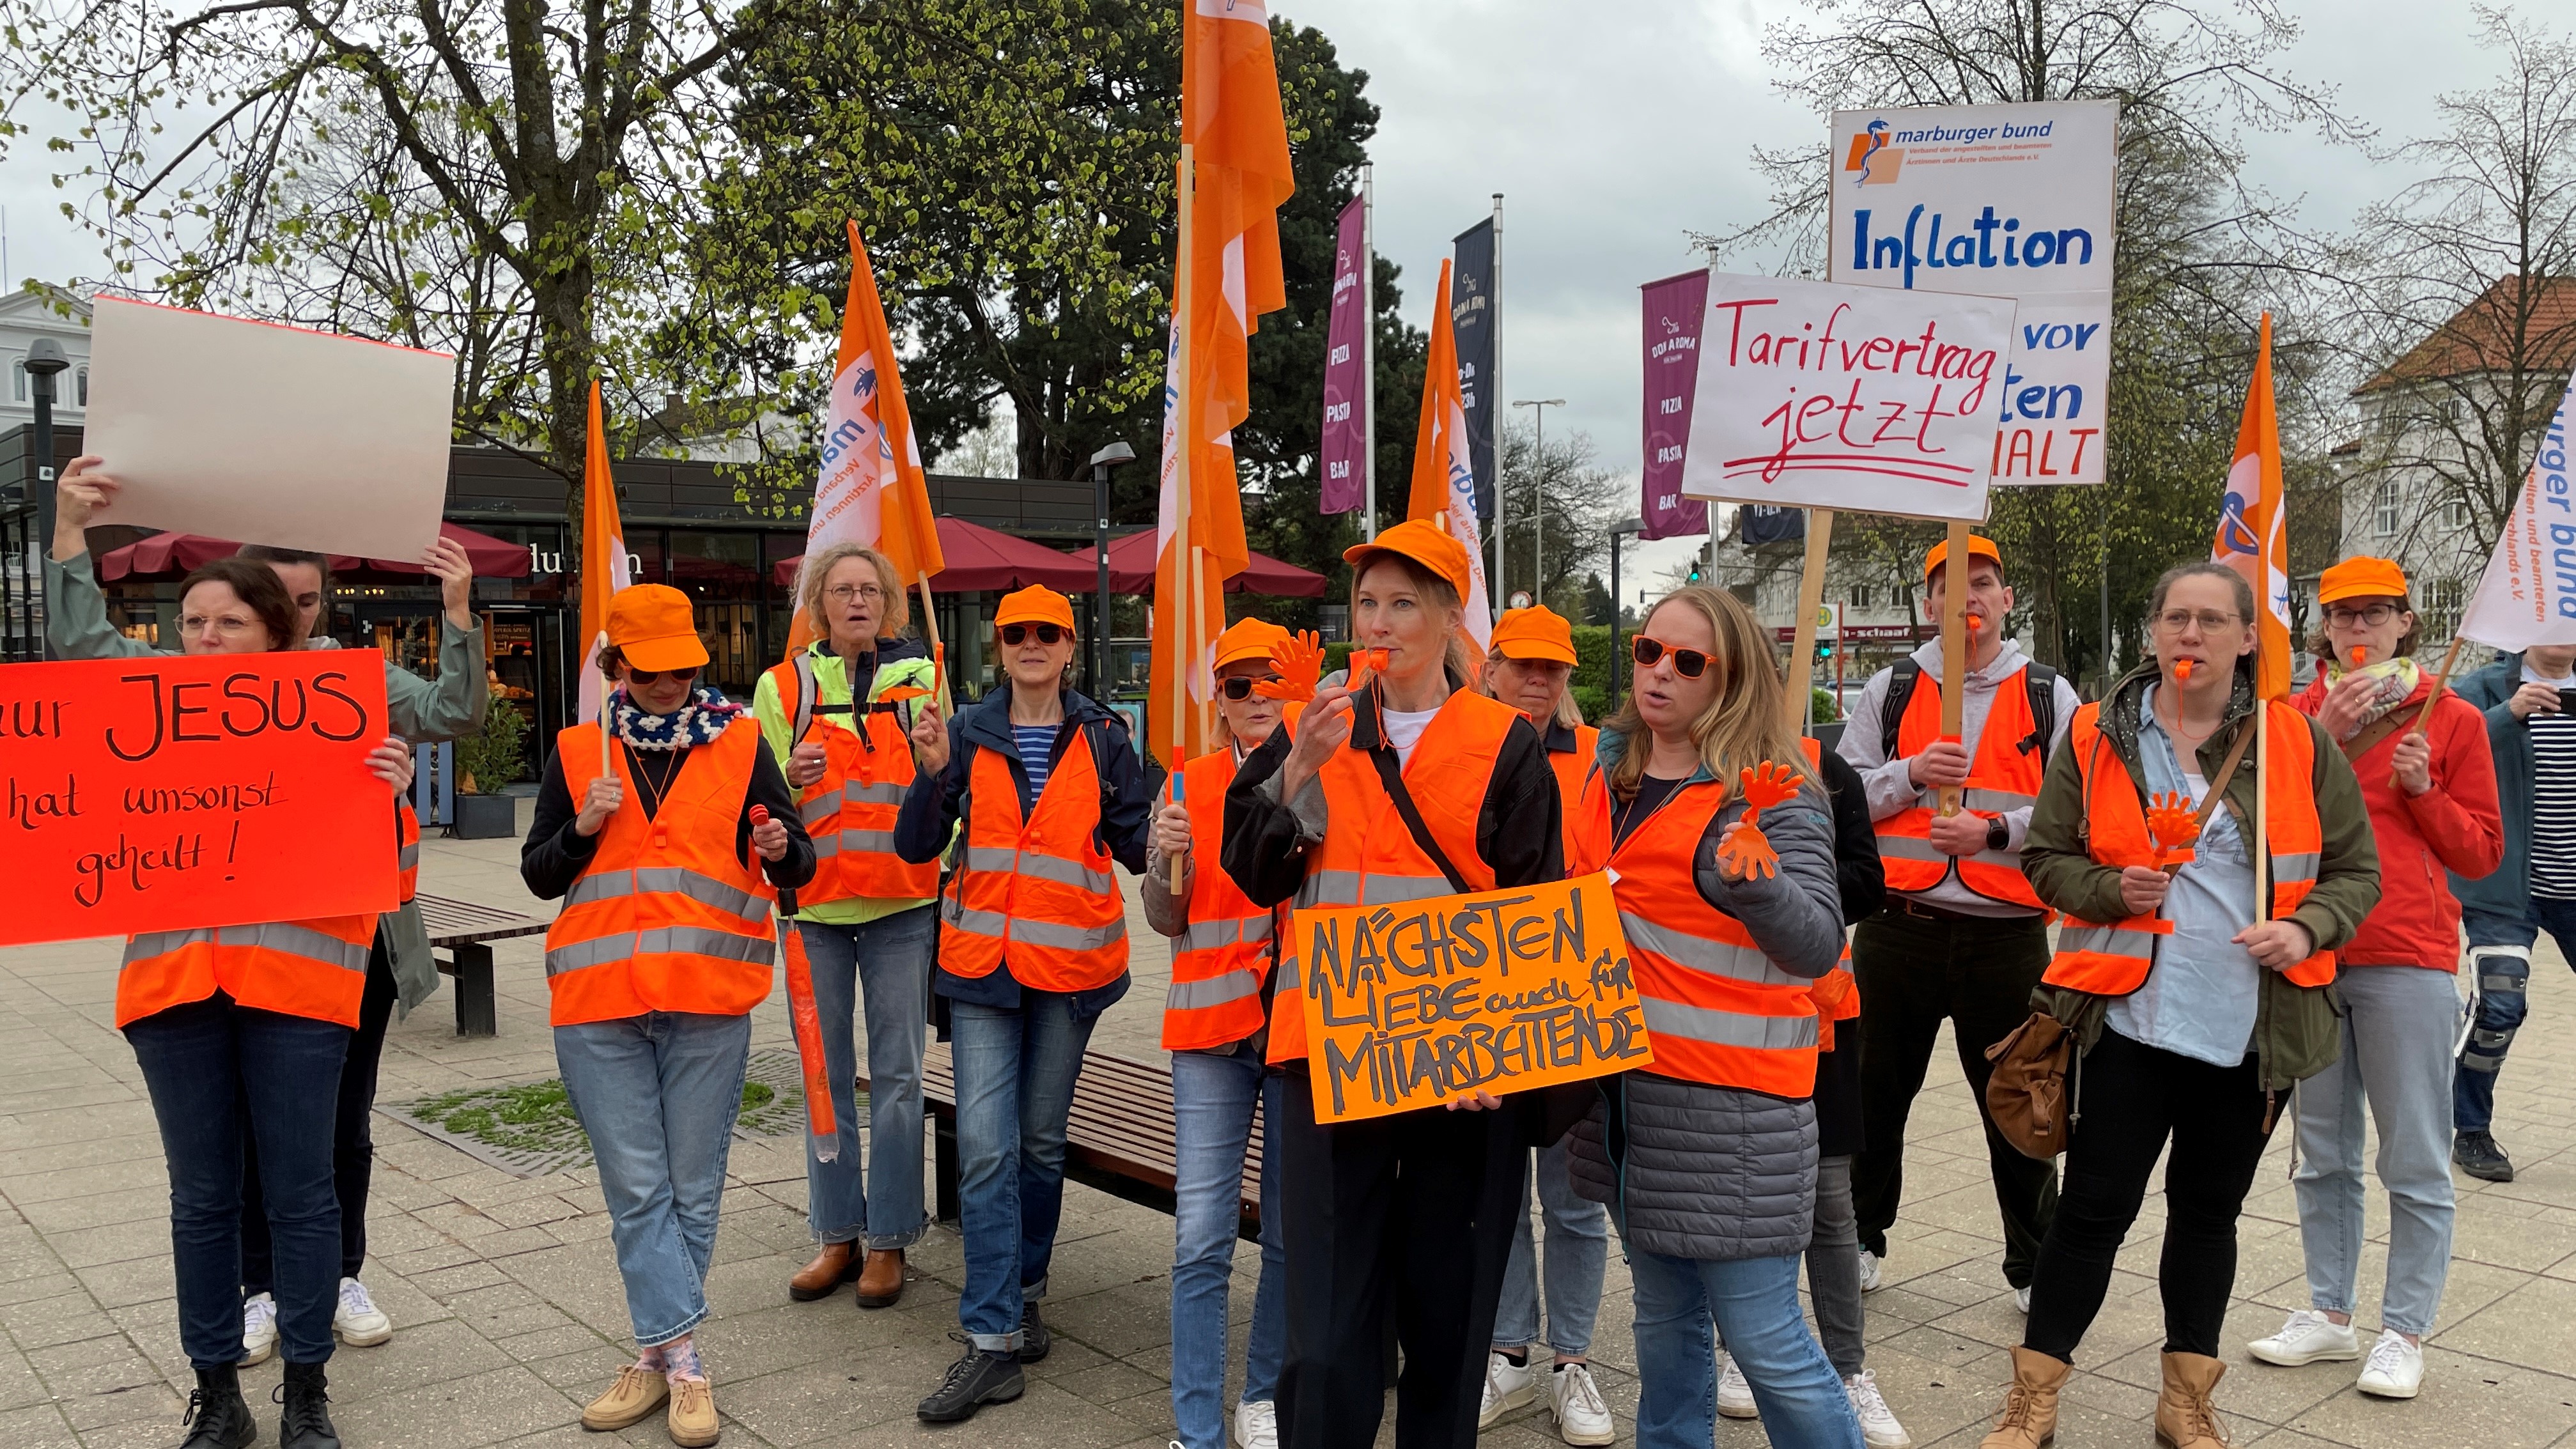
[917,1337,1025,1423]
[2454,1130,2514,1182]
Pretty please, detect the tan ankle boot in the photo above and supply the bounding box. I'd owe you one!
[2155,1351,2232,1448]
[1978,1345,2069,1448]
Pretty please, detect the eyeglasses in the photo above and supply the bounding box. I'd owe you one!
[1219,674,1282,701]
[626,665,701,685]
[824,583,886,604]
[2153,608,2243,635]
[1000,623,1068,646]
[2325,602,2400,628]
[1631,635,1711,679]
[180,613,263,638]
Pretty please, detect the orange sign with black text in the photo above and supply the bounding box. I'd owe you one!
[1296,872,1652,1122]
[1,652,397,946]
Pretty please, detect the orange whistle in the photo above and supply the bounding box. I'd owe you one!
[2349,646,2368,667]
[2174,658,2195,682]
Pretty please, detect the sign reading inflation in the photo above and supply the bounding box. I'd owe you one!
[1829,100,2117,485]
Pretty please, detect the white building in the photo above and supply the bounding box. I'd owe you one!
[0,286,92,430]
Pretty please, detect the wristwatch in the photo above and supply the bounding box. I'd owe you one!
[1985,816,2010,852]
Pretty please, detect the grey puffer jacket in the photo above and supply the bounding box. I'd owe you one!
[1564,732,1843,1262]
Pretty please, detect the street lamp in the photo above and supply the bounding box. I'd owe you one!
[1087,440,1137,697]
[24,337,69,661]
[1606,515,1644,706]
[1512,398,1565,606]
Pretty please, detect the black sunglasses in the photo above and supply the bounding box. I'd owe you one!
[626,664,701,685]
[1630,635,1711,679]
[1219,674,1282,701]
[1000,623,1068,646]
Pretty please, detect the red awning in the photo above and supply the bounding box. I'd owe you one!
[775,515,1098,594]
[1063,530,1328,598]
[97,523,534,582]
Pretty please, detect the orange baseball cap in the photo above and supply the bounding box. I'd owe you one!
[1344,519,1473,607]
[605,584,710,672]
[2320,555,2409,604]
[993,585,1078,633]
[1491,605,1578,665]
[1213,617,1291,670]
[1923,534,2003,582]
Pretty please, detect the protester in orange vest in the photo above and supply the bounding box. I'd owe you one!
[522,584,814,1448]
[752,543,942,1312]
[1836,534,2079,1310]
[1555,585,1864,1449]
[1217,520,1567,1449]
[1142,616,1293,1449]
[892,585,1154,1423]
[112,557,415,1449]
[1976,561,2378,1449]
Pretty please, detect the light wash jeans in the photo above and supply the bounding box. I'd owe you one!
[796,908,933,1250]
[1627,1248,1862,1449]
[1493,1138,1608,1358]
[2295,964,2462,1338]
[555,1011,752,1347]
[1168,1050,1287,1449]
[951,993,1098,1350]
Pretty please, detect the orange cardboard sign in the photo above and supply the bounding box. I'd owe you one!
[1294,872,1653,1121]
[0,651,398,946]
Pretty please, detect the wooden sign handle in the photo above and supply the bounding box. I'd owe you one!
[1937,521,1971,816]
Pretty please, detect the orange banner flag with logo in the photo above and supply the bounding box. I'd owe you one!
[577,380,632,723]
[1405,258,1493,648]
[2210,313,2291,700]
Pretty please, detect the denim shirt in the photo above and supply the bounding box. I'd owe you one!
[2105,683,2260,1066]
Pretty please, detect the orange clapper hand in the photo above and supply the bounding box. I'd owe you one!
[1255,630,1326,702]
[1714,761,1808,881]
[2145,790,2200,873]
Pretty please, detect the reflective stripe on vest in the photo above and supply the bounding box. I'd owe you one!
[1162,748,1280,1051]
[1874,667,2047,909]
[116,913,377,1029]
[396,799,421,904]
[938,724,1130,992]
[766,655,940,906]
[546,925,777,976]
[565,865,772,926]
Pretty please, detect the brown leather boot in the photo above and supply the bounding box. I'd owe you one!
[1978,1345,2069,1448]
[788,1242,858,1302]
[2155,1351,2233,1448]
[855,1248,906,1308]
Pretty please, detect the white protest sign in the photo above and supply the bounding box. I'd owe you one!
[2458,364,2576,651]
[1678,272,2014,523]
[1829,100,2117,484]
[81,298,454,559]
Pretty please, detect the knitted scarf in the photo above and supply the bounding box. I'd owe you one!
[608,685,745,751]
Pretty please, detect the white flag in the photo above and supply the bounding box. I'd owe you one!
[2457,364,2576,653]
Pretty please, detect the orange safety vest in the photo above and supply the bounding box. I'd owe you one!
[118,913,377,1030]
[1794,737,1861,1051]
[396,798,420,904]
[2045,699,2337,995]
[543,720,780,1026]
[938,725,1129,992]
[1160,748,1274,1051]
[1875,670,2047,909]
[766,655,940,906]
[1551,723,1609,876]
[1613,773,1823,1097]
[1268,690,1519,1068]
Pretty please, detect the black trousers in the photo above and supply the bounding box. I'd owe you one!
[1851,907,2060,1285]
[244,941,398,1292]
[1273,1073,1522,1449]
[2022,1027,2276,1361]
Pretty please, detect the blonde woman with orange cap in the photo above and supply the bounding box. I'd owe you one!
[522,584,816,1446]
[892,585,1155,1423]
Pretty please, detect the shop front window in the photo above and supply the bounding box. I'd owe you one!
[667,529,766,697]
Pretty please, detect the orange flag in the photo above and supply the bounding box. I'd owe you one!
[1406,258,1493,648]
[2210,313,2291,699]
[577,380,632,723]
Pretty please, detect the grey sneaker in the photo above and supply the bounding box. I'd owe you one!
[918,1337,1024,1423]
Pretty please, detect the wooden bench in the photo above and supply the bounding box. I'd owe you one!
[416,893,549,1037]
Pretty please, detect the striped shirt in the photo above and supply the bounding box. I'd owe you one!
[2528,667,2576,899]
[1013,724,1058,807]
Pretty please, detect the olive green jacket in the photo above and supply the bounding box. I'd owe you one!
[2022,662,2381,1092]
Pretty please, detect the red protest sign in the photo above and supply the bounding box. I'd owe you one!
[1,651,398,946]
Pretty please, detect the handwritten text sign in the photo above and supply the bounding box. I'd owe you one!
[1679,272,2014,524]
[1296,873,1652,1122]
[0,652,398,947]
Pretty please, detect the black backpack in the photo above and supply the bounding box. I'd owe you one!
[1879,658,2061,766]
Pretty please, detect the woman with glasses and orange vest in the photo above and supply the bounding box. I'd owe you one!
[752,543,943,1312]
[1973,561,2378,1449]
[111,557,417,1449]
[1558,585,1864,1449]
[892,585,1156,1425]
[522,584,815,1448]
[1220,521,1569,1449]
[1143,616,1296,1449]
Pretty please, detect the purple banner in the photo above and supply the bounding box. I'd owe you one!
[1640,268,1711,541]
[1319,194,1369,515]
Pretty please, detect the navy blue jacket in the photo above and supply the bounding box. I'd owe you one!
[2452,651,2540,920]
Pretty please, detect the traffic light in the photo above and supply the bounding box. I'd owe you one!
[1686,540,1712,584]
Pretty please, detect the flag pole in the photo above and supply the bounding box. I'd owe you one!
[1170,141,1197,783]
[594,631,613,779]
[1937,520,1972,816]
[1489,193,1505,619]
[1783,509,1836,736]
[1360,163,1377,542]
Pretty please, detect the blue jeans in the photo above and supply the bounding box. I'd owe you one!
[1168,1051,1287,1448]
[555,1011,752,1346]
[951,993,1098,1349]
[1627,1248,1863,1449]
[127,995,351,1370]
[797,910,933,1250]
[2457,900,2576,1132]
[1493,1139,1608,1358]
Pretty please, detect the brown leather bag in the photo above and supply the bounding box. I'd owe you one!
[1985,1012,2075,1159]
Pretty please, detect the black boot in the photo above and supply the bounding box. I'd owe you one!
[275,1363,341,1449]
[915,1335,1023,1423]
[179,1365,256,1449]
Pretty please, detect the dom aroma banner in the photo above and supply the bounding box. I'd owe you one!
[1829,100,2116,485]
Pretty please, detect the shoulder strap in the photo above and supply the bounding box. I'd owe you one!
[1880,659,1922,761]
[1368,745,1473,894]
[2025,662,2060,763]
[2339,712,2408,763]
[2198,715,2258,830]
[789,655,818,744]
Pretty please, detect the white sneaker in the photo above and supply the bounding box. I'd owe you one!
[1549,1363,1615,1446]
[1716,1351,1758,1419]
[1478,1351,1537,1429]
[238,1292,277,1367]
[2014,1285,2032,1315]
[333,1275,393,1346]
[2357,1329,2425,1399]
[1232,1397,1278,1449]
[1858,1248,1883,1292]
[1845,1370,1913,1449]
[2247,1308,2361,1367]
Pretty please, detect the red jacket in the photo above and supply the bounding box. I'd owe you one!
[2291,672,2503,970]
